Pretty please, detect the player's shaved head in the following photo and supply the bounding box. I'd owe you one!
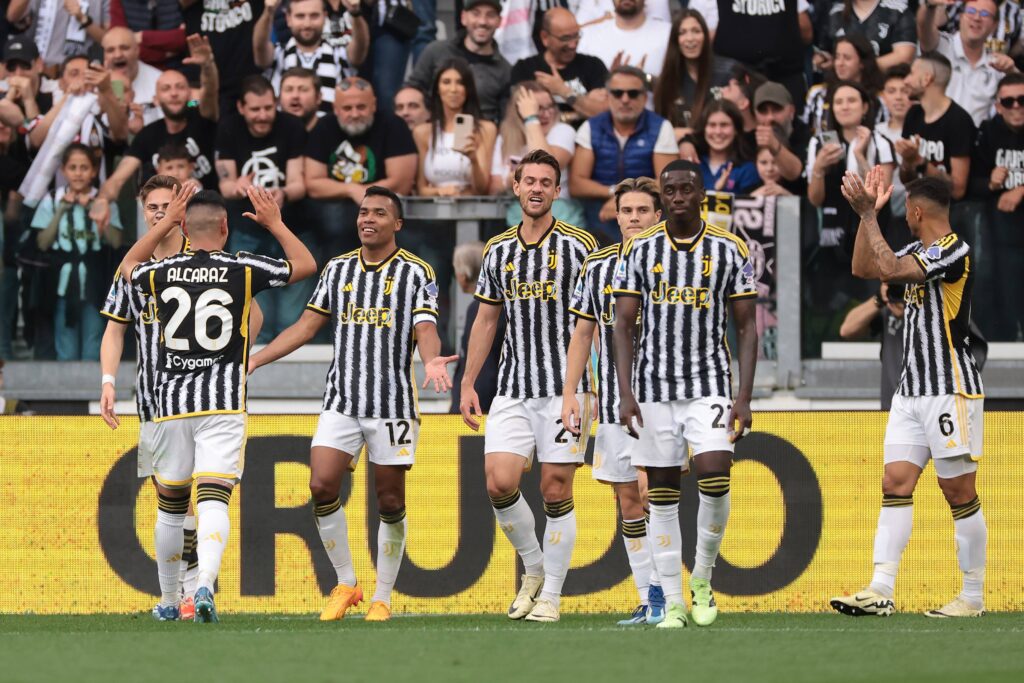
[185,191,229,236]
[906,176,952,212]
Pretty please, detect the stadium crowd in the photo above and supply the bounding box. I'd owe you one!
[0,0,1022,362]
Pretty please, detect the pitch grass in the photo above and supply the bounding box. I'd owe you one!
[1,613,1022,683]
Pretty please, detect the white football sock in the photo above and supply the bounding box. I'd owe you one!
[155,506,186,607]
[195,498,230,593]
[621,518,651,604]
[314,497,357,587]
[870,495,914,598]
[647,487,683,606]
[645,511,661,587]
[952,498,986,607]
[693,487,730,582]
[373,509,407,606]
[179,514,196,596]
[491,490,544,577]
[539,499,576,607]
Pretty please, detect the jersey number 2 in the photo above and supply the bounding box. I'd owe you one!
[162,286,235,352]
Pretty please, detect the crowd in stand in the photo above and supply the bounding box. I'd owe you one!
[0,0,1022,362]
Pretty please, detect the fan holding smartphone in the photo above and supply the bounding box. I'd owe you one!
[413,58,497,197]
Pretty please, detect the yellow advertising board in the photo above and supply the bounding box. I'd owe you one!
[0,413,1020,614]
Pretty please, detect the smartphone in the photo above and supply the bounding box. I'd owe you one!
[453,114,474,150]
[111,80,125,101]
[821,130,840,147]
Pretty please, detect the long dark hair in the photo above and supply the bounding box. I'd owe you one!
[825,80,874,132]
[654,9,712,127]
[830,34,883,96]
[429,57,484,150]
[695,99,753,162]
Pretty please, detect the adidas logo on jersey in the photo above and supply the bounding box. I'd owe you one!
[651,263,664,273]
[504,262,516,272]
[602,285,614,295]
[343,283,353,292]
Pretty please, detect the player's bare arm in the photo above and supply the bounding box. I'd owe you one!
[248,310,327,373]
[415,321,458,394]
[119,183,195,282]
[242,186,317,283]
[613,295,643,437]
[561,318,597,436]
[99,321,128,429]
[459,301,502,431]
[845,167,925,285]
[729,297,757,443]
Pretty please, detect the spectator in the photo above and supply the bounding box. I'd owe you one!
[490,81,582,225]
[0,38,52,145]
[394,85,431,130]
[816,0,917,70]
[182,0,262,113]
[940,0,1021,55]
[570,65,676,242]
[215,75,306,210]
[304,76,416,255]
[896,52,974,200]
[413,58,496,197]
[109,0,185,70]
[5,0,110,69]
[154,142,197,185]
[693,0,809,108]
[102,27,163,123]
[972,73,1024,339]
[918,0,1019,126]
[407,0,511,122]
[694,99,760,194]
[876,64,912,237]
[718,63,766,141]
[750,146,794,196]
[0,119,28,361]
[448,240,504,415]
[254,0,366,113]
[577,0,671,79]
[358,0,418,111]
[279,67,324,132]
[806,81,895,310]
[753,82,808,192]
[319,0,369,62]
[653,9,724,139]
[32,143,121,361]
[93,37,220,226]
[839,283,906,410]
[573,0,676,25]
[510,7,609,128]
[803,34,886,137]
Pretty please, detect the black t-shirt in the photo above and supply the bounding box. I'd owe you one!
[184,0,264,96]
[216,112,307,189]
[971,115,1024,207]
[305,111,416,184]
[782,118,812,195]
[714,0,803,74]
[902,102,975,174]
[819,0,917,56]
[126,108,219,189]
[510,53,609,126]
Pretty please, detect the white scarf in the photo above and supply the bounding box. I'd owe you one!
[34,0,91,59]
[19,92,99,207]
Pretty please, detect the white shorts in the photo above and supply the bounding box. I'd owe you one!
[632,397,734,470]
[884,394,984,461]
[593,423,639,483]
[151,413,247,488]
[484,394,593,466]
[311,411,419,469]
[138,420,157,478]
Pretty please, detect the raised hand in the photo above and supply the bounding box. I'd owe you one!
[714,162,733,191]
[242,186,283,228]
[515,88,540,121]
[182,34,215,68]
[422,354,459,393]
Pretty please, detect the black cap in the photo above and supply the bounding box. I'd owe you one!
[3,37,39,66]
[464,0,502,10]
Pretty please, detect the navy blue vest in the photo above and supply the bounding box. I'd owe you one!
[588,109,666,186]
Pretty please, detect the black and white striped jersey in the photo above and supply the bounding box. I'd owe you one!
[613,222,757,402]
[307,248,439,420]
[100,236,189,423]
[476,219,597,399]
[131,249,292,420]
[894,235,984,398]
[570,243,624,424]
[272,39,353,106]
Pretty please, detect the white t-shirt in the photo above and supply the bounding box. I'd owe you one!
[572,0,674,26]
[575,117,678,156]
[576,16,672,78]
[935,32,999,127]
[491,121,576,199]
[689,0,810,31]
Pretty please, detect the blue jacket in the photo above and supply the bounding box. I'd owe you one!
[588,109,666,186]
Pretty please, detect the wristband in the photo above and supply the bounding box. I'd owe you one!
[78,14,93,28]
[523,115,540,125]
[102,374,116,388]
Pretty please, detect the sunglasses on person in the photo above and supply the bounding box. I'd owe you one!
[999,94,1024,108]
[338,78,372,91]
[610,88,644,100]
[963,6,994,19]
